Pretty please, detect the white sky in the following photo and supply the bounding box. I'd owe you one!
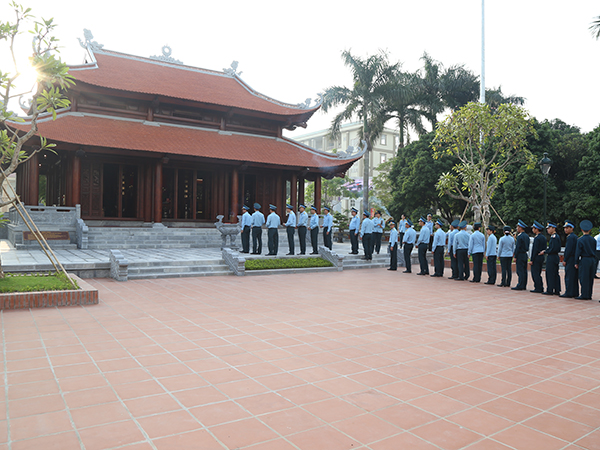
[2,0,599,138]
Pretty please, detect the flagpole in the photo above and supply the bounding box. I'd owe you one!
[480,0,485,103]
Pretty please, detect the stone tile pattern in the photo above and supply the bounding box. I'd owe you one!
[0,269,598,450]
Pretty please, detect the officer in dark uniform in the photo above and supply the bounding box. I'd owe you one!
[388,221,398,271]
[575,220,596,300]
[544,222,561,295]
[529,220,546,293]
[402,219,416,273]
[297,204,308,255]
[560,221,579,298]
[447,220,459,279]
[240,205,252,253]
[512,220,530,291]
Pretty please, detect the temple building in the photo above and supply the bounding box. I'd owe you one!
[11,34,363,228]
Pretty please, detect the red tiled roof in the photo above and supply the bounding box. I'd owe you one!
[70,51,319,119]
[12,113,357,174]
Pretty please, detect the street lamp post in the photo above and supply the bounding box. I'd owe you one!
[539,152,552,234]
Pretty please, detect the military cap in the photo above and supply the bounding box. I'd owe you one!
[269,204,277,210]
[503,225,511,232]
[580,220,593,232]
[310,205,317,211]
[406,219,413,226]
[546,221,557,229]
[487,225,496,231]
[254,203,261,209]
[451,219,460,227]
[389,220,396,226]
[286,204,294,210]
[363,210,369,216]
[242,205,249,210]
[350,207,358,213]
[436,219,444,227]
[563,220,575,229]
[419,217,426,223]
[459,220,467,228]
[375,210,382,215]
[323,206,330,211]
[517,219,527,229]
[532,220,544,230]
[299,204,306,209]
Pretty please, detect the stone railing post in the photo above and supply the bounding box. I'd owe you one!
[109,250,128,281]
[222,248,245,276]
[318,245,344,271]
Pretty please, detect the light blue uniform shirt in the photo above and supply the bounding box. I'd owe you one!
[454,230,470,251]
[297,211,308,227]
[372,217,384,234]
[468,230,486,255]
[417,227,430,245]
[596,233,600,250]
[389,228,398,246]
[398,219,407,231]
[498,234,516,257]
[360,218,374,236]
[285,211,296,227]
[426,221,434,236]
[251,211,265,227]
[403,227,416,244]
[349,215,360,232]
[241,211,252,228]
[432,228,446,251]
[266,212,280,229]
[322,213,333,230]
[309,213,319,229]
[486,234,498,257]
[448,229,458,252]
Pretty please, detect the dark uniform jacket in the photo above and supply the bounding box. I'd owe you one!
[576,235,596,262]
[531,234,547,262]
[547,233,561,256]
[515,232,530,257]
[564,233,578,263]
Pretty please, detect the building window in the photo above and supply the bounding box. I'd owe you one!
[380,153,387,164]
[380,134,387,146]
[350,199,356,207]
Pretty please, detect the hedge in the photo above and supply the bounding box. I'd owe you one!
[245,257,333,270]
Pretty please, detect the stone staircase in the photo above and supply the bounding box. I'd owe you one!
[127,258,231,279]
[343,251,390,270]
[87,227,223,249]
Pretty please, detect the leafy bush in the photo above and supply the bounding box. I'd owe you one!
[245,257,333,270]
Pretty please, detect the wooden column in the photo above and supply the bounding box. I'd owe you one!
[230,168,239,222]
[154,159,162,223]
[72,153,81,207]
[276,173,283,215]
[315,176,322,213]
[29,153,39,205]
[144,164,152,222]
[290,173,297,208]
[298,177,305,206]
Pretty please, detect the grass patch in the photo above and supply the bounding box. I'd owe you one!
[0,272,79,293]
[245,257,333,271]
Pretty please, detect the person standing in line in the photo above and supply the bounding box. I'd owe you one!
[398,214,407,248]
[454,221,470,281]
[297,204,308,255]
[402,219,416,273]
[544,222,561,295]
[240,205,252,253]
[431,219,446,277]
[322,206,333,250]
[497,226,515,287]
[348,207,360,254]
[251,203,265,255]
[512,220,530,291]
[416,217,430,275]
[575,220,596,300]
[360,210,374,261]
[308,206,319,255]
[595,229,600,279]
[468,223,485,283]
[285,204,296,255]
[447,220,459,279]
[388,221,398,271]
[426,213,434,251]
[561,221,579,298]
[529,221,546,293]
[265,204,281,256]
[484,225,498,285]
[372,211,384,255]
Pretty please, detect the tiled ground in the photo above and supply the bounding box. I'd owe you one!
[1,269,599,450]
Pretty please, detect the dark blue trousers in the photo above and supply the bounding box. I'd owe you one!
[564,258,579,297]
[545,254,561,294]
[579,256,595,299]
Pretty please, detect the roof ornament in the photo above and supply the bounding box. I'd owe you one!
[297,94,323,110]
[149,45,183,65]
[223,61,242,77]
[335,140,368,159]
[78,29,104,51]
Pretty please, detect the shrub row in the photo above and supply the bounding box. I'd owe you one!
[245,257,333,271]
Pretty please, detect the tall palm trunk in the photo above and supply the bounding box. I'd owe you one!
[362,113,370,212]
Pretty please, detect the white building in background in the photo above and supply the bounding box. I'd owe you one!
[293,122,398,214]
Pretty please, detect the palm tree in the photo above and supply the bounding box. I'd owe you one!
[485,86,525,110]
[590,16,600,39]
[321,50,398,211]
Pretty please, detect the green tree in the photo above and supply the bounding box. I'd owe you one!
[590,15,600,39]
[433,102,537,229]
[305,175,358,209]
[321,50,398,211]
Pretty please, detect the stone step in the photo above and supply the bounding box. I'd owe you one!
[128,270,232,280]
[245,266,339,276]
[128,265,229,276]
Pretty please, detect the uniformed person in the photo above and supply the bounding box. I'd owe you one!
[575,220,596,300]
[447,220,459,279]
[240,205,252,253]
[595,230,600,279]
[388,220,398,271]
[297,204,308,255]
[372,211,384,255]
[398,214,407,248]
[308,206,319,255]
[360,211,374,260]
[454,221,470,281]
[468,223,486,283]
[485,225,497,285]
[561,221,579,298]
[512,220,530,291]
[416,217,430,275]
[322,206,333,250]
[265,204,281,255]
[251,203,265,254]
[402,219,416,273]
[497,226,515,287]
[426,213,434,251]
[285,204,296,255]
[431,219,446,277]
[544,222,561,295]
[529,220,546,293]
[348,207,360,254]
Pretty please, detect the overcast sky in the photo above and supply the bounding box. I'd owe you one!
[2,0,598,138]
